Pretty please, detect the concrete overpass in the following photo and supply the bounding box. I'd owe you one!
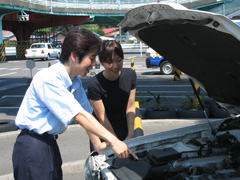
[0,0,235,61]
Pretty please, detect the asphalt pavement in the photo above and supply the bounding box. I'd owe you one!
[0,56,214,179]
[0,118,209,180]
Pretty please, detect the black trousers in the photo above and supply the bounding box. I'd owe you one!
[12,130,62,180]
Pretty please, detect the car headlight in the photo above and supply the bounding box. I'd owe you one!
[84,156,99,180]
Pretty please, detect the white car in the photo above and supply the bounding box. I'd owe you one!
[84,3,240,180]
[25,43,61,61]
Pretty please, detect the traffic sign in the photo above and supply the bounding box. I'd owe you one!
[26,60,35,82]
[26,60,35,69]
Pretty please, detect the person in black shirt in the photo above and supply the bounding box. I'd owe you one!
[87,40,137,151]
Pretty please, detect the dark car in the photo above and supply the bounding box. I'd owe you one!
[84,3,240,180]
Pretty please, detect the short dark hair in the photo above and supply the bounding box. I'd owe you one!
[60,27,102,63]
[99,40,124,63]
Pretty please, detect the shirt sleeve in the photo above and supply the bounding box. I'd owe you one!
[87,78,102,101]
[35,79,83,124]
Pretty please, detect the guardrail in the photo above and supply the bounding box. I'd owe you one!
[5,47,16,56]
[4,43,148,56]
[19,0,203,10]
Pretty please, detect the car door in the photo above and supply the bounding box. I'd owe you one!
[51,44,58,57]
[47,44,53,57]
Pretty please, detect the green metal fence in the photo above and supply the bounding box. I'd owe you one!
[209,0,239,16]
[20,0,207,10]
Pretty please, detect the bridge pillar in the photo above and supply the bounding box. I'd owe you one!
[0,15,6,62]
[3,11,90,59]
[16,41,30,59]
[12,23,33,58]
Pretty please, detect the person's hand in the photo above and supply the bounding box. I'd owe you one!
[110,138,138,160]
[125,134,134,140]
[94,141,109,151]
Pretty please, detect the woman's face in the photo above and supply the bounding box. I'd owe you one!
[102,53,123,78]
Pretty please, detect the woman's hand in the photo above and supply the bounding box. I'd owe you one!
[93,141,110,151]
[125,134,134,140]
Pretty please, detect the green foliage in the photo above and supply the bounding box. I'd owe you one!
[80,24,105,36]
[54,25,73,33]
[135,91,147,108]
[33,24,105,36]
[180,93,205,110]
[34,25,74,34]
[4,40,16,47]
[35,28,51,34]
[147,91,166,110]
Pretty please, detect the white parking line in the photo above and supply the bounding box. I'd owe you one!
[0,107,19,109]
[21,68,31,70]
[9,68,20,70]
[0,72,17,77]
[0,68,7,70]
[7,61,23,63]
[0,83,26,91]
[1,95,24,98]
[127,56,138,59]
[38,68,48,71]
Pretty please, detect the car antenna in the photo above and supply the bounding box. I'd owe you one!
[188,78,216,135]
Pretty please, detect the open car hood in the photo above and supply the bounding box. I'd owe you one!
[84,4,240,180]
[120,2,240,115]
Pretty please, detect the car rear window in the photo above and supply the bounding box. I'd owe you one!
[31,44,46,48]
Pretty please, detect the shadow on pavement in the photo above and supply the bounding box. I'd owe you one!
[0,120,18,133]
[141,71,161,75]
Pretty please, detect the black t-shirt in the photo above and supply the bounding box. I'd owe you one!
[87,68,136,140]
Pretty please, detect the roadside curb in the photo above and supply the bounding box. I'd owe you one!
[0,119,209,138]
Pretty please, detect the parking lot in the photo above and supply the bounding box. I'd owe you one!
[0,47,221,179]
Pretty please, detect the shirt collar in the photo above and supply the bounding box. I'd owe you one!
[56,62,82,93]
[56,61,72,89]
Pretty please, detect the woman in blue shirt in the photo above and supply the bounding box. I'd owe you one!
[12,28,137,180]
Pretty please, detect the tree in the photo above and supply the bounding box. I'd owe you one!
[80,24,105,36]
[33,24,106,36]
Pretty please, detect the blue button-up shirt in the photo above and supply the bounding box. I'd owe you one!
[15,62,92,135]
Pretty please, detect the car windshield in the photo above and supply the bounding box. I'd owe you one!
[31,44,45,48]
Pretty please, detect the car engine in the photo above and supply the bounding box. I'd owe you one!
[85,117,240,180]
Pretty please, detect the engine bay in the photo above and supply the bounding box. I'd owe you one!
[88,117,240,180]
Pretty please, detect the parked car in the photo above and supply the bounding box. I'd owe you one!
[84,2,240,180]
[233,19,240,26]
[25,43,61,61]
[146,47,174,75]
[52,40,62,52]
